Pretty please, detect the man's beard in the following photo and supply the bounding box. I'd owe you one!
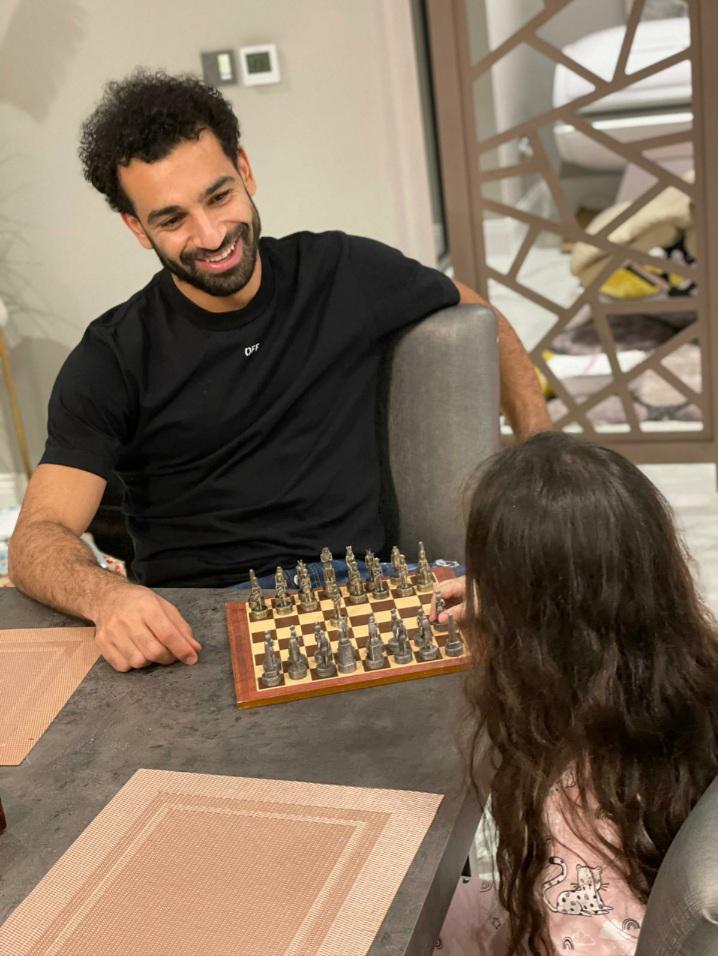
[150,201,262,298]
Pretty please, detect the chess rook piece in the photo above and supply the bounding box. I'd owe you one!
[395,558,415,597]
[433,589,448,630]
[274,567,294,616]
[418,617,440,661]
[415,540,433,592]
[287,630,309,680]
[260,633,283,687]
[393,628,414,665]
[315,630,338,678]
[336,618,357,674]
[347,565,367,605]
[443,613,465,658]
[364,627,388,670]
[248,569,271,621]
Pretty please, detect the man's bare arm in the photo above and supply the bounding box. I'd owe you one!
[9,464,201,671]
[454,279,551,439]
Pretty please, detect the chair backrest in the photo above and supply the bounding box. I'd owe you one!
[376,304,500,563]
[635,773,718,955]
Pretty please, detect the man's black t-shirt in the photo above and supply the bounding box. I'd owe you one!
[42,231,459,586]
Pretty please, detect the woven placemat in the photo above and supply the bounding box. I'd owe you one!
[0,769,443,955]
[0,627,99,765]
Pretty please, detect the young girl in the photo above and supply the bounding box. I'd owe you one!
[434,431,718,955]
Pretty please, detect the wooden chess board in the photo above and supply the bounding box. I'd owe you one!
[226,567,469,708]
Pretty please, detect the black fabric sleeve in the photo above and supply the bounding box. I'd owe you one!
[347,235,460,339]
[40,327,135,480]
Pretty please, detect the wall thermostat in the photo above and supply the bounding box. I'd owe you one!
[239,44,280,86]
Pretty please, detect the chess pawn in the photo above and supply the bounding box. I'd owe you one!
[395,558,415,598]
[274,567,294,616]
[393,628,414,665]
[433,589,448,630]
[287,630,309,680]
[418,617,440,661]
[298,578,319,613]
[315,631,338,678]
[415,541,433,592]
[336,618,357,674]
[370,558,390,600]
[346,566,367,605]
[443,614,465,658]
[248,569,271,621]
[260,633,283,687]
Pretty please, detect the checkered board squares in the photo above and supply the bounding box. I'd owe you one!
[226,567,469,708]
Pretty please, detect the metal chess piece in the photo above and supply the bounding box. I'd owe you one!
[248,569,271,621]
[329,592,345,626]
[274,567,294,616]
[370,557,390,600]
[414,607,429,644]
[390,545,401,584]
[346,565,367,605]
[433,589,448,630]
[443,613,465,658]
[387,608,402,655]
[336,618,357,674]
[415,541,433,592]
[299,578,319,613]
[314,630,337,678]
[395,558,415,598]
[287,630,309,680]
[364,628,388,670]
[418,617,440,661]
[260,633,283,687]
[393,628,414,665]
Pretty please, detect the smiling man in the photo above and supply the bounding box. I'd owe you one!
[9,70,549,672]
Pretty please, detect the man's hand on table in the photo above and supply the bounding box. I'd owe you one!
[93,584,201,672]
[429,575,469,625]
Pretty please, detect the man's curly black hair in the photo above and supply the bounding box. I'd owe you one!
[79,69,241,215]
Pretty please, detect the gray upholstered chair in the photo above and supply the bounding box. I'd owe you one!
[635,774,718,955]
[377,303,501,563]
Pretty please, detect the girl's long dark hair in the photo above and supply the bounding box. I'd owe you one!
[463,432,718,954]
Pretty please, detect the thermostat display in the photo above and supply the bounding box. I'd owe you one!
[239,44,280,86]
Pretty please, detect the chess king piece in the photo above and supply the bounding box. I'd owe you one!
[433,589,448,630]
[443,614,465,658]
[336,617,357,674]
[346,564,367,605]
[415,541,433,592]
[287,629,309,680]
[418,617,440,661]
[314,629,338,678]
[260,633,283,687]
[248,569,271,621]
[274,566,294,616]
[395,557,415,598]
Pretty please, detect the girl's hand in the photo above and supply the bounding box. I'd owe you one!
[430,574,468,624]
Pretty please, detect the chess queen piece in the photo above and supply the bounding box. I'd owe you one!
[346,565,367,605]
[274,567,294,616]
[287,628,309,680]
[418,617,440,661]
[336,617,357,674]
[443,614,465,658]
[248,569,271,621]
[395,556,415,598]
[415,541,434,592]
[260,633,283,687]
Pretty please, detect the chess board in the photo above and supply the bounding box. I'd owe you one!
[226,566,469,708]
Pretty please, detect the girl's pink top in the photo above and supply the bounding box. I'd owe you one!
[437,772,645,954]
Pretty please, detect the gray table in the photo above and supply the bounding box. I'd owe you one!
[0,587,484,955]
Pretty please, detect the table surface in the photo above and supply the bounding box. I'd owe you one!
[0,587,484,956]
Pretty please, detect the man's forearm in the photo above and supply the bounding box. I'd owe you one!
[9,521,131,621]
[454,280,550,438]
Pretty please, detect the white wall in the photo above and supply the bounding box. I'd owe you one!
[0,0,435,473]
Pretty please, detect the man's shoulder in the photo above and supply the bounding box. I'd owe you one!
[87,270,164,339]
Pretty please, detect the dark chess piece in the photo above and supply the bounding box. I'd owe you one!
[274,568,294,616]
[415,541,433,592]
[287,630,309,680]
[248,569,271,621]
[393,627,414,665]
[260,633,283,687]
[299,578,319,613]
[314,630,338,678]
[364,627,388,670]
[418,617,440,661]
[433,589,448,630]
[347,565,367,605]
[336,617,357,674]
[345,545,358,574]
[443,614,465,658]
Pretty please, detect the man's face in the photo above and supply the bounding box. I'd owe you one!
[119,130,260,299]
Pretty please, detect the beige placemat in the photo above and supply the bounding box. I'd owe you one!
[0,769,443,956]
[0,627,99,765]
